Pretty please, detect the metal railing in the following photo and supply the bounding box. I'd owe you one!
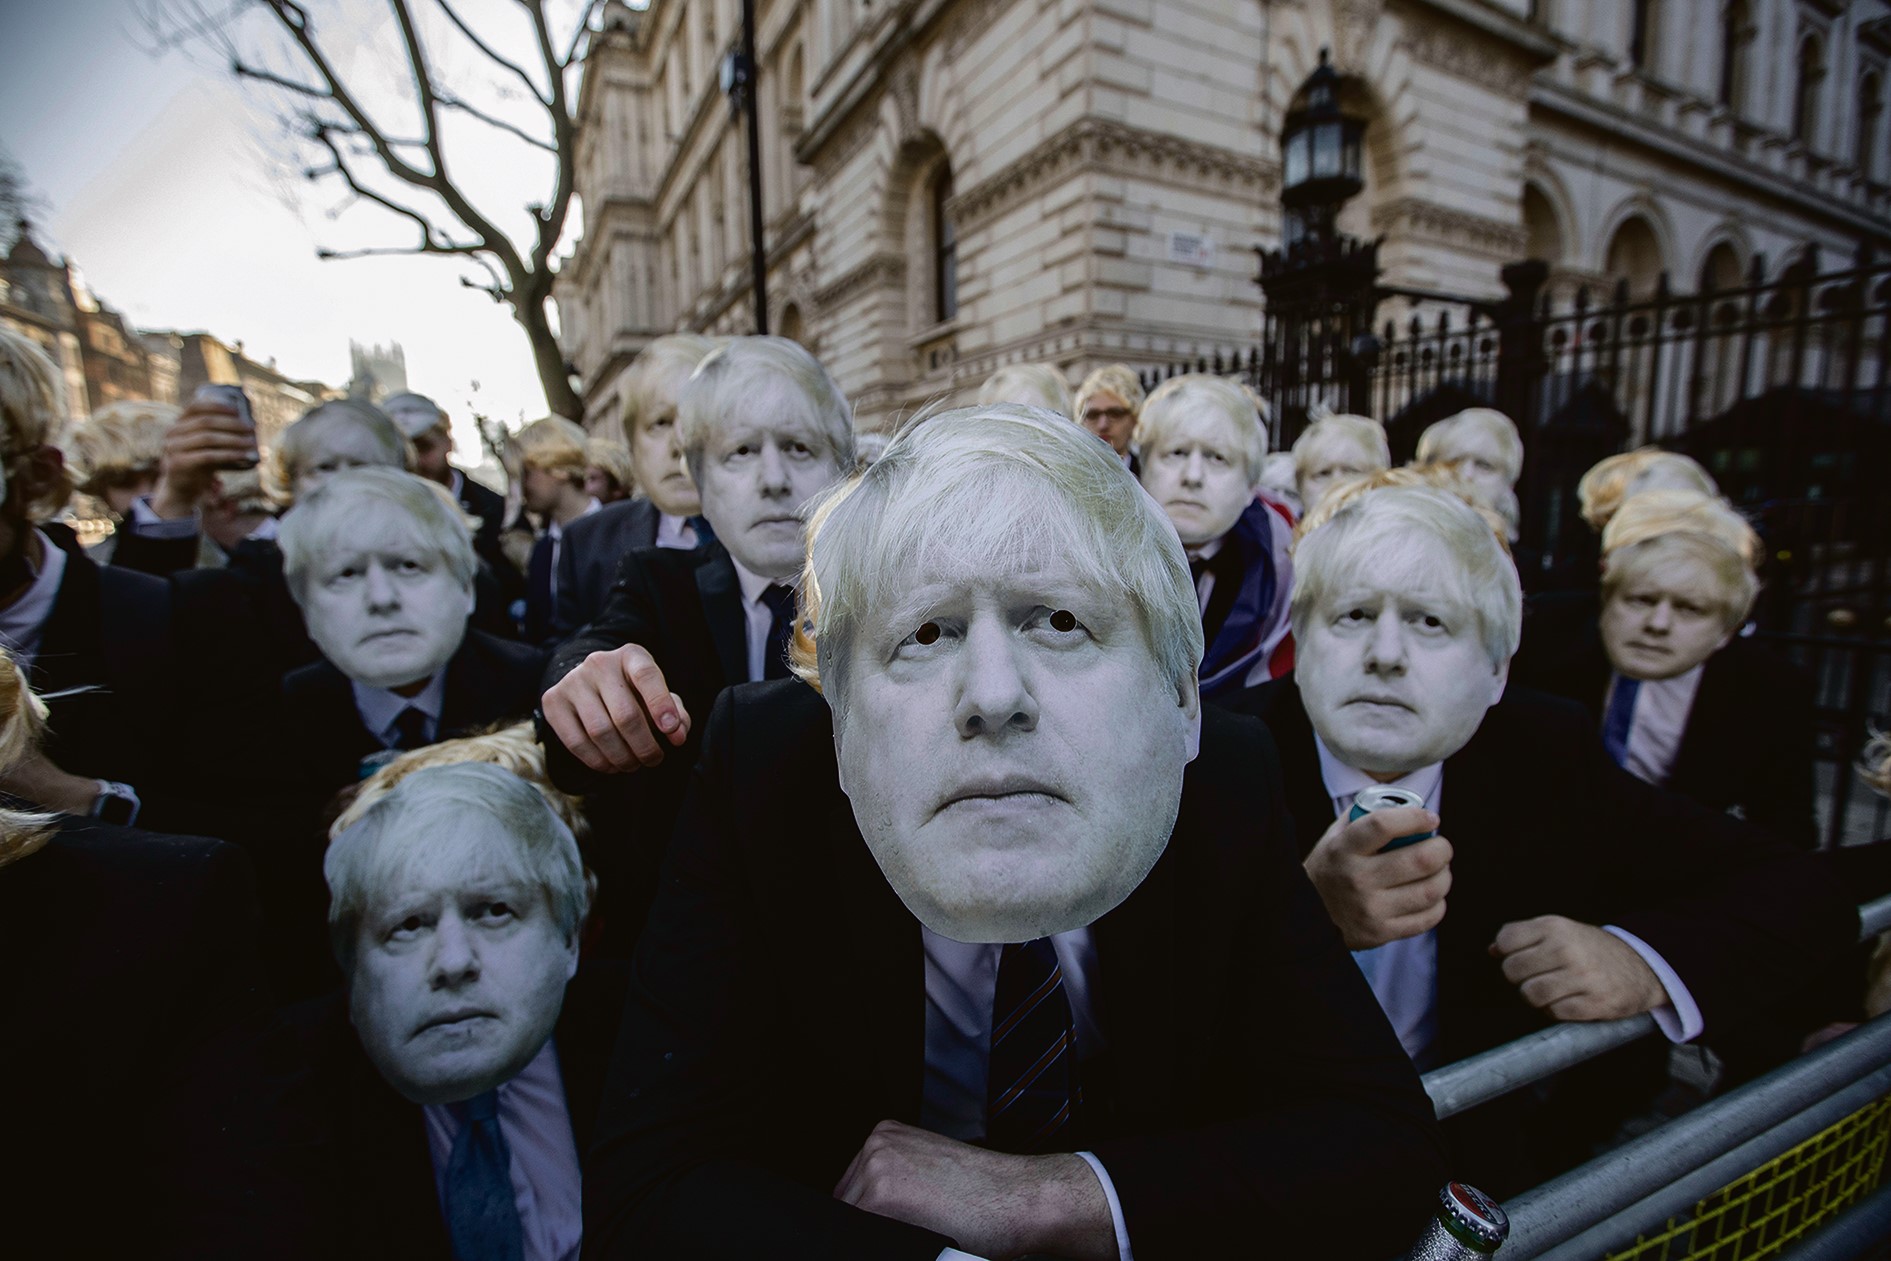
[1420,894,1891,1122]
[1495,1008,1891,1258]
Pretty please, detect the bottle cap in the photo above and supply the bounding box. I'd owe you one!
[1439,1183,1508,1252]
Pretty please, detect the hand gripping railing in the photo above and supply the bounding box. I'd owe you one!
[1490,1007,1891,1258]
[1420,893,1891,1122]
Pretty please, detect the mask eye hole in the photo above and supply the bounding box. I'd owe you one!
[1049,609,1078,632]
[915,621,941,645]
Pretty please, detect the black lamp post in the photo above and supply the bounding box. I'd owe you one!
[1278,48,1366,250]
[720,0,769,334]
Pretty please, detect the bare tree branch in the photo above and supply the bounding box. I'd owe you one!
[435,0,550,108]
[318,241,485,261]
[231,58,330,101]
[435,89,556,153]
[308,126,439,243]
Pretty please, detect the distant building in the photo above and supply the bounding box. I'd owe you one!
[348,339,408,401]
[142,330,341,452]
[0,220,89,425]
[556,0,1891,431]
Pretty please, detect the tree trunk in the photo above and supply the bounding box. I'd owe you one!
[512,285,584,422]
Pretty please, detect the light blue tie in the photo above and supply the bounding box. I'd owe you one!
[1602,676,1641,767]
[443,1090,524,1261]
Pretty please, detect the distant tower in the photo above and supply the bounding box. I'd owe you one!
[347,339,408,401]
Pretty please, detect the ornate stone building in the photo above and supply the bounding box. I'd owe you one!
[556,0,1891,432]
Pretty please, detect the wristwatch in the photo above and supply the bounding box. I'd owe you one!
[90,780,141,826]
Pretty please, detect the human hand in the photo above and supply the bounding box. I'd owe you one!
[834,1120,1114,1261]
[1490,915,1669,1021]
[151,401,258,520]
[1302,806,1452,950]
[540,643,691,773]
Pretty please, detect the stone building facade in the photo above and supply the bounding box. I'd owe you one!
[555,0,1891,433]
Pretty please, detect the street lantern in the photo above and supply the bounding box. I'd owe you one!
[1280,48,1365,248]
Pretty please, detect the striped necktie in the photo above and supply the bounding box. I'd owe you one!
[985,938,1077,1154]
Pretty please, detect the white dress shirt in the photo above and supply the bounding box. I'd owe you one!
[923,928,1134,1261]
[1313,736,1705,1053]
[350,670,448,748]
[422,1041,582,1261]
[653,512,699,550]
[1608,666,1705,787]
[0,529,66,668]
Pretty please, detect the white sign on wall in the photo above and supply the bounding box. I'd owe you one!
[1168,230,1216,269]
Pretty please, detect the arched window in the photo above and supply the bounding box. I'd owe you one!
[1522,183,1564,265]
[1605,215,1665,299]
[1720,0,1753,114]
[932,166,957,323]
[1698,241,1743,294]
[1859,73,1884,176]
[1630,0,1661,73]
[1794,34,1827,146]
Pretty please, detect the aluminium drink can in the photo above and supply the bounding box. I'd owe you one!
[1403,1183,1508,1260]
[1348,783,1435,853]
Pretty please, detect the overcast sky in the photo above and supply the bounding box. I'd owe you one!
[0,0,617,451]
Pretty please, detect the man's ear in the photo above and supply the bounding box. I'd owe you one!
[1488,658,1512,707]
[1178,674,1202,764]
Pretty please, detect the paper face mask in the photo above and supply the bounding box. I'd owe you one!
[834,552,1198,943]
[348,819,579,1105]
[1140,412,1255,547]
[1601,555,1732,681]
[302,506,472,690]
[695,417,842,580]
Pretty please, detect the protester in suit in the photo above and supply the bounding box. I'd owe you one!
[539,335,855,784]
[976,361,1072,416]
[583,404,1445,1260]
[1225,478,1853,1188]
[383,391,513,584]
[1292,411,1389,514]
[584,435,634,504]
[1,649,270,1257]
[551,333,717,639]
[1136,373,1293,697]
[64,398,177,548]
[1514,489,1814,845]
[166,762,622,1260]
[1072,363,1143,470]
[0,329,184,826]
[511,417,600,643]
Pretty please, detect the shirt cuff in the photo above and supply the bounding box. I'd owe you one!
[1603,924,1704,1043]
[936,1251,989,1261]
[1074,1150,1134,1261]
[128,496,199,538]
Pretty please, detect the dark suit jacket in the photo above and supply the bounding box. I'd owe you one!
[1511,618,1817,847]
[551,496,660,641]
[1227,680,1853,1061]
[583,682,1448,1260]
[4,818,269,1256]
[164,964,627,1260]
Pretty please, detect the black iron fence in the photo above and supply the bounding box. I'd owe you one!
[1140,247,1891,849]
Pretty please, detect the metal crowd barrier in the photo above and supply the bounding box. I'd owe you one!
[1421,894,1891,1123]
[1489,1010,1891,1258]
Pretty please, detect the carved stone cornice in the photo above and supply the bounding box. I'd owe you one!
[812,253,907,311]
[940,0,1013,63]
[949,118,1279,236]
[1370,197,1527,258]
[1400,23,1536,97]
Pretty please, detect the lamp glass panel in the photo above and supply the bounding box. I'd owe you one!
[1312,121,1341,178]
[1285,130,1310,186]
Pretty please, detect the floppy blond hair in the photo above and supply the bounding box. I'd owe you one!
[1295,464,1513,552]
[1135,374,1269,486]
[1577,448,1719,531]
[976,363,1073,418]
[0,650,58,866]
[0,328,76,518]
[584,436,635,493]
[328,720,588,844]
[66,400,178,497]
[1073,365,1145,421]
[1600,489,1760,631]
[509,416,590,485]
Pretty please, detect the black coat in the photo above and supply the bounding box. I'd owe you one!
[1228,680,1854,1062]
[582,682,1447,1261]
[551,496,660,641]
[163,964,627,1260]
[1511,615,1817,847]
[3,818,269,1255]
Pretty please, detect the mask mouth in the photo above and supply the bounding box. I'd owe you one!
[416,1007,498,1035]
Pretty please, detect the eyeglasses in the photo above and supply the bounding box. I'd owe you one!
[1082,407,1133,424]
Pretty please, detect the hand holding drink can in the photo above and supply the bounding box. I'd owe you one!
[189,384,259,469]
[1349,784,1436,853]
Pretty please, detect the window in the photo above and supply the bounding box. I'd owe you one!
[1859,73,1883,175]
[1630,0,1660,72]
[1720,0,1753,113]
[932,166,957,323]
[1794,35,1826,145]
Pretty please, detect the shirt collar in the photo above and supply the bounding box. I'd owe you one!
[1313,732,1444,812]
[546,497,602,543]
[350,668,448,739]
[0,529,67,665]
[728,553,782,607]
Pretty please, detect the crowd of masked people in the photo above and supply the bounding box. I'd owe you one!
[2,320,1886,1260]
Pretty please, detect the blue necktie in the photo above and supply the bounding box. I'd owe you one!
[1602,675,1641,767]
[985,938,1078,1154]
[687,514,717,547]
[760,583,795,681]
[443,1090,524,1261]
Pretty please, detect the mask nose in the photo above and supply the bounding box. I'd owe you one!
[952,617,1039,739]
[1363,609,1408,675]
